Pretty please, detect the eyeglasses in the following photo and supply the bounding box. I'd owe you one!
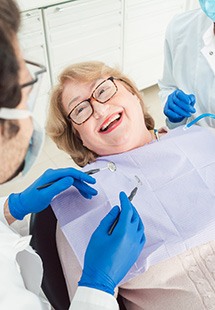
[21,60,46,88]
[67,77,119,125]
[22,60,46,112]
[0,60,46,120]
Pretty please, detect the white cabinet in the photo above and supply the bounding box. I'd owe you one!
[18,9,51,127]
[18,0,187,125]
[42,0,185,88]
[123,0,185,89]
[43,0,123,84]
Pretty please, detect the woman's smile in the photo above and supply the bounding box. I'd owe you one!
[99,112,123,134]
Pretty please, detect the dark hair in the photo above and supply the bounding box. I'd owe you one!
[0,0,22,138]
[0,0,20,32]
[0,28,21,109]
[0,0,21,109]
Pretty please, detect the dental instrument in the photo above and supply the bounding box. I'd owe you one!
[183,113,215,130]
[37,161,117,190]
[108,186,138,235]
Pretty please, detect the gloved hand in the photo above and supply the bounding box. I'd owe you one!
[8,168,97,220]
[79,191,145,295]
[164,89,196,123]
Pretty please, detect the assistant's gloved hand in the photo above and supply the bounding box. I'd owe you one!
[8,168,97,220]
[164,89,196,123]
[78,191,145,295]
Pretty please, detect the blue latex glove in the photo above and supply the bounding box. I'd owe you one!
[164,89,196,123]
[8,168,97,220]
[79,191,145,295]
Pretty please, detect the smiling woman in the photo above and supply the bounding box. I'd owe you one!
[47,60,215,310]
[46,61,155,166]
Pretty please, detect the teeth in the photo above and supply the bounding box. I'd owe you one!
[101,114,120,131]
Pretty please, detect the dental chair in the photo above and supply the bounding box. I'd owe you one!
[30,206,126,310]
[30,206,70,310]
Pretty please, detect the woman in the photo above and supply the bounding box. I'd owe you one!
[47,61,157,167]
[47,61,215,309]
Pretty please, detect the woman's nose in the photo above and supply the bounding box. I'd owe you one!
[91,99,109,119]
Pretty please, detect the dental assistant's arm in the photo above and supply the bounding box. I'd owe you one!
[158,16,196,129]
[158,17,187,129]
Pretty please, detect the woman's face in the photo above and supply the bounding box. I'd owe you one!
[62,77,153,156]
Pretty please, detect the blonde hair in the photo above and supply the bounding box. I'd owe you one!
[46,61,154,167]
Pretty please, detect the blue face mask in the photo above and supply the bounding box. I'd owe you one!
[0,113,44,185]
[199,0,215,21]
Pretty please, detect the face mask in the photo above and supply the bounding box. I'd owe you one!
[199,0,215,21]
[21,118,44,176]
[0,116,44,187]
[0,60,46,187]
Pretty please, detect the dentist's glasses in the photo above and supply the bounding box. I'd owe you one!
[67,77,119,125]
[0,60,46,120]
[20,60,46,112]
[21,60,46,89]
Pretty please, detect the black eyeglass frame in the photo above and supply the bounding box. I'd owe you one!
[20,60,47,89]
[67,76,122,125]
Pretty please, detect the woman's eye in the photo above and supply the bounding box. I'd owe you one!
[75,105,86,115]
[98,88,106,96]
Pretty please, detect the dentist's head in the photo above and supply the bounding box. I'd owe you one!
[0,0,46,184]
